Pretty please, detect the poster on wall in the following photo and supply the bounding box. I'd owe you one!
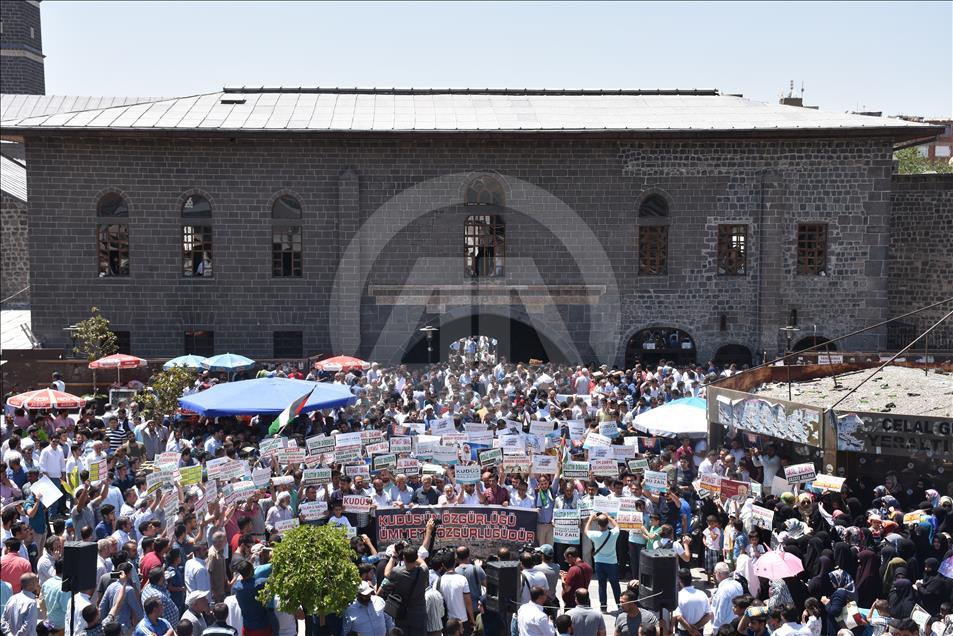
[834,411,953,461]
[710,387,822,447]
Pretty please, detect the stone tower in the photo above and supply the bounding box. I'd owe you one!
[0,0,45,95]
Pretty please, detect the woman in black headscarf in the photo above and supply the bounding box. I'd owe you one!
[926,531,950,562]
[915,557,951,615]
[804,535,826,577]
[808,555,835,598]
[832,541,856,578]
[896,536,921,582]
[855,548,880,608]
[845,497,865,527]
[888,570,916,618]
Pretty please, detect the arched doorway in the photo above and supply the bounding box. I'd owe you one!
[624,327,696,368]
[401,314,568,365]
[713,344,753,368]
[793,336,837,352]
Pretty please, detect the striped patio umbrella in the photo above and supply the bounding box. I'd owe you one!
[89,353,147,383]
[6,388,86,410]
[313,356,371,373]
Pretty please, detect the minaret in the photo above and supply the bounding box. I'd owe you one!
[0,0,45,95]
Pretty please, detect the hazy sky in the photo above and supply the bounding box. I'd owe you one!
[42,1,951,117]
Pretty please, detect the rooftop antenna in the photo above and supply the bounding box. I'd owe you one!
[800,81,804,100]
[789,80,794,98]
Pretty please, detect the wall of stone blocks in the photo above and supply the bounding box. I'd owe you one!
[0,0,45,95]
[23,133,896,365]
[888,174,953,350]
[1,192,29,305]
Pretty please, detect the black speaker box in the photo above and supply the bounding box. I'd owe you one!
[484,560,520,614]
[638,548,678,611]
[63,541,99,591]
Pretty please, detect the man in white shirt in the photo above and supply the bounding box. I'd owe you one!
[184,540,211,595]
[516,585,556,636]
[39,438,66,480]
[770,604,814,636]
[518,551,549,604]
[710,562,743,629]
[675,568,711,636]
[434,552,474,629]
[751,445,782,494]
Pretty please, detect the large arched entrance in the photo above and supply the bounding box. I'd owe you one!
[624,327,696,368]
[402,314,568,364]
[713,344,753,368]
[793,336,837,352]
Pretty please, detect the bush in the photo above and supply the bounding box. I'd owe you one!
[259,524,360,617]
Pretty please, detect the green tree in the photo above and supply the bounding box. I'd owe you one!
[73,307,118,361]
[894,146,953,174]
[139,366,194,420]
[259,524,360,617]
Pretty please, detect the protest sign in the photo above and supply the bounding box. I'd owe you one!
[271,475,295,487]
[525,434,547,454]
[260,437,286,458]
[643,471,669,494]
[442,432,467,447]
[617,508,644,532]
[532,455,558,474]
[397,458,421,476]
[335,432,362,449]
[299,501,327,521]
[466,429,494,446]
[499,436,526,454]
[415,435,442,453]
[784,463,817,485]
[306,435,335,456]
[432,445,460,465]
[88,458,107,483]
[903,511,926,525]
[599,422,619,438]
[478,448,503,468]
[567,420,586,440]
[389,437,413,454]
[587,446,613,461]
[302,468,332,486]
[752,482,763,498]
[578,498,593,516]
[751,505,774,529]
[583,433,611,449]
[554,509,580,544]
[721,479,751,501]
[698,473,722,497]
[365,442,390,456]
[251,467,272,489]
[360,429,385,445]
[430,418,456,436]
[224,480,256,505]
[334,447,363,464]
[274,518,299,533]
[530,421,556,437]
[204,480,217,503]
[32,475,64,508]
[376,505,538,557]
[343,495,372,513]
[590,459,619,477]
[593,495,620,515]
[155,452,180,467]
[178,465,203,487]
[146,471,164,494]
[501,457,531,475]
[277,447,305,466]
[422,463,445,476]
[403,421,426,435]
[613,445,636,461]
[772,475,794,495]
[812,474,846,493]
[345,464,371,480]
[454,464,482,484]
[627,458,649,473]
[372,454,397,471]
[562,461,590,479]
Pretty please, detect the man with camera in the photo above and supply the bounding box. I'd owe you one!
[379,518,437,633]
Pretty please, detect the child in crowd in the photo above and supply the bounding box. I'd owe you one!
[703,514,723,584]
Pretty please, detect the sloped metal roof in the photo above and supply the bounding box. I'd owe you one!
[0,88,938,138]
[0,155,27,202]
[0,94,168,122]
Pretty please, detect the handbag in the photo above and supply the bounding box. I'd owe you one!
[383,566,421,620]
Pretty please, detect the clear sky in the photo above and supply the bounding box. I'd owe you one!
[42,1,952,117]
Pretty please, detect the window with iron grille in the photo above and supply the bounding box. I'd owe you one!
[112,331,132,354]
[273,331,303,358]
[638,226,668,275]
[183,226,213,277]
[797,223,828,275]
[717,224,747,275]
[272,226,302,277]
[465,215,505,278]
[184,331,214,357]
[464,176,505,206]
[97,224,129,277]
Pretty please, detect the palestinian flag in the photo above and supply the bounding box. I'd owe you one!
[268,387,315,436]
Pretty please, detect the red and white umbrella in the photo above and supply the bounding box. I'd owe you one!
[314,356,371,373]
[6,389,86,411]
[89,353,147,383]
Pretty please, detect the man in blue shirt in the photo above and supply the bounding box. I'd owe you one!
[232,559,272,635]
[135,597,173,636]
[98,565,143,633]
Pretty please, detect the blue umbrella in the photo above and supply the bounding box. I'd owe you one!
[202,353,256,373]
[630,397,708,438]
[163,355,208,370]
[178,377,356,417]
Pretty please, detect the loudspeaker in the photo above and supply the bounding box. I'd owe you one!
[484,560,520,614]
[638,548,677,611]
[63,541,98,592]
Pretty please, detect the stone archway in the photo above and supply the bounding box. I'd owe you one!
[793,336,837,352]
[713,344,753,367]
[624,327,697,368]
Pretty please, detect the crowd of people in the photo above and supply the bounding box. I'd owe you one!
[1,356,952,636]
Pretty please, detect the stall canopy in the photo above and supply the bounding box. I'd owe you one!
[630,397,708,437]
[178,377,356,417]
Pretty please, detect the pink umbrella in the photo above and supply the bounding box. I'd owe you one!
[6,389,86,410]
[314,356,371,373]
[89,353,147,384]
[753,549,804,579]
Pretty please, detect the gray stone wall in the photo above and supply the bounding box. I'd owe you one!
[888,174,953,350]
[23,133,896,364]
[0,0,45,95]
[1,191,29,305]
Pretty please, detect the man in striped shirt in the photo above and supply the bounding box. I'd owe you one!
[106,416,128,452]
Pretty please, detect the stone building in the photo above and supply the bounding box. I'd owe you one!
[2,86,948,366]
[0,0,45,96]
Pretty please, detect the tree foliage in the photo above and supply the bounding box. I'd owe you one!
[894,146,953,174]
[259,524,360,617]
[139,366,194,420]
[73,307,118,361]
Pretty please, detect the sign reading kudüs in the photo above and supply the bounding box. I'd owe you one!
[375,505,538,557]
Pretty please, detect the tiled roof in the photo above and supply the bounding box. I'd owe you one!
[0,155,27,202]
[0,88,939,138]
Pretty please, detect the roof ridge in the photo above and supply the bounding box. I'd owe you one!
[220,86,723,97]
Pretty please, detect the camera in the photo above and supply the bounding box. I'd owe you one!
[110,571,121,580]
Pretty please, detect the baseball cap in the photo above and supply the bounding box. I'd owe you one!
[535,544,555,557]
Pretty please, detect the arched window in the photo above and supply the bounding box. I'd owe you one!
[97,192,128,217]
[465,215,505,278]
[638,194,670,275]
[181,193,212,277]
[624,327,696,368]
[272,195,302,277]
[96,193,129,277]
[464,176,505,206]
